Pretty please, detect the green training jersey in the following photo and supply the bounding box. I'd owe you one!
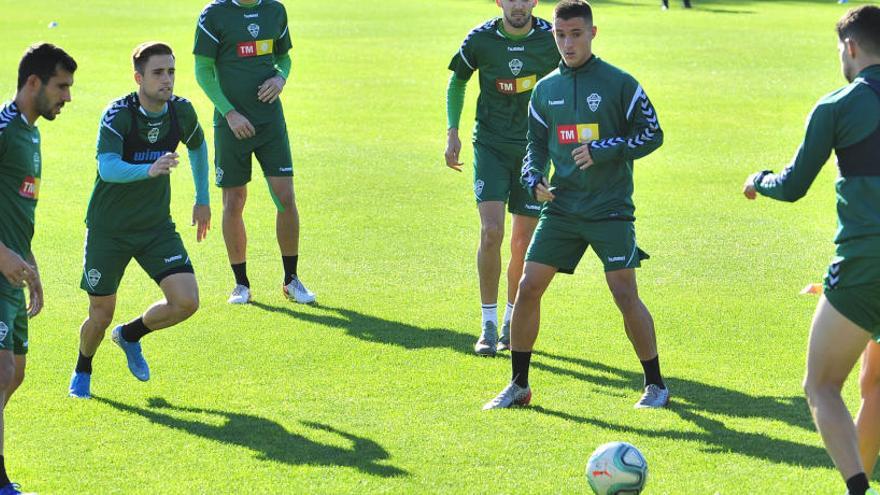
[0,102,40,260]
[86,93,204,233]
[522,56,663,221]
[755,64,880,259]
[448,17,559,145]
[194,0,292,126]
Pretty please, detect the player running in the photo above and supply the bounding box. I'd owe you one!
[743,6,880,495]
[194,0,314,305]
[0,43,76,495]
[68,42,209,399]
[445,0,559,356]
[484,0,668,410]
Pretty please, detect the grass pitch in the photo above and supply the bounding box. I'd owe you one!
[0,0,872,492]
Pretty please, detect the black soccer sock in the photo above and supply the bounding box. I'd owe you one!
[231,262,250,288]
[511,351,532,388]
[640,355,666,389]
[75,351,93,374]
[120,317,152,343]
[0,455,10,487]
[846,473,870,495]
[282,255,299,286]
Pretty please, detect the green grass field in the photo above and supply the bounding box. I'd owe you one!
[0,0,873,492]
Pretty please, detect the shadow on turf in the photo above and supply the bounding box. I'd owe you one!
[94,396,408,478]
[528,351,829,469]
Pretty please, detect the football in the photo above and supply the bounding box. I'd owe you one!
[586,442,648,495]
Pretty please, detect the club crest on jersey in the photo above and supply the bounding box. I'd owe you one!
[215,166,224,185]
[587,93,602,112]
[248,23,260,38]
[509,59,523,76]
[557,124,600,144]
[33,152,40,175]
[147,127,160,144]
[474,179,485,198]
[18,176,39,200]
[0,322,7,342]
[86,269,102,289]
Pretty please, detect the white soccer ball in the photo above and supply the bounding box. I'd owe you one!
[585,441,648,495]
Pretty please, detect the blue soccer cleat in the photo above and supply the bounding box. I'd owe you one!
[0,482,34,495]
[111,325,150,381]
[68,371,91,399]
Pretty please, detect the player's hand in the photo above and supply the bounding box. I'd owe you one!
[192,204,211,242]
[743,172,761,200]
[445,129,463,172]
[257,76,286,104]
[535,177,555,202]
[26,270,43,318]
[0,248,37,289]
[226,110,256,140]
[148,153,179,177]
[573,144,594,170]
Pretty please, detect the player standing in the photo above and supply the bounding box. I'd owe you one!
[0,43,76,495]
[445,0,559,356]
[194,0,314,305]
[743,7,880,494]
[484,0,668,410]
[68,42,209,399]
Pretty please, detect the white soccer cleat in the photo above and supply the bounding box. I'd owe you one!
[634,384,670,409]
[283,277,316,304]
[228,284,252,304]
[483,381,532,410]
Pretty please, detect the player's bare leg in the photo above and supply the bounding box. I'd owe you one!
[4,357,24,407]
[222,185,250,303]
[69,294,116,398]
[804,296,870,482]
[475,201,505,355]
[498,213,538,351]
[857,341,880,477]
[0,350,13,480]
[142,273,199,330]
[268,176,314,303]
[605,269,667,408]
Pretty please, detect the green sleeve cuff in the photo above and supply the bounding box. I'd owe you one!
[275,53,292,79]
[446,73,467,130]
[194,55,235,117]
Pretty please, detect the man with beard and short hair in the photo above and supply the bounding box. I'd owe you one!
[68,42,210,399]
[743,6,880,494]
[445,0,559,356]
[0,42,76,495]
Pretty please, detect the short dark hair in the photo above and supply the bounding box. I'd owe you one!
[132,41,174,74]
[837,5,880,57]
[554,0,593,24]
[17,42,77,91]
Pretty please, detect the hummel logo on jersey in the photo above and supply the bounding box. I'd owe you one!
[549,99,565,106]
[238,39,274,58]
[496,75,537,95]
[557,124,600,144]
[147,128,160,144]
[87,269,102,289]
[509,59,523,76]
[587,93,602,112]
[18,176,39,200]
[164,255,183,264]
[33,152,40,175]
[248,23,260,38]
[279,167,292,173]
[147,121,162,127]
[507,46,525,52]
[243,13,259,18]
[525,204,542,211]
[607,256,626,263]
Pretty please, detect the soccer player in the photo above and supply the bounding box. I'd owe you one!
[446,0,559,356]
[743,6,880,494]
[0,43,76,495]
[68,42,209,399]
[194,0,314,305]
[484,0,668,410]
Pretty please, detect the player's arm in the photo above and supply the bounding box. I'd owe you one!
[0,242,35,289]
[581,82,663,169]
[521,90,554,202]
[258,9,293,104]
[24,252,41,317]
[180,102,211,242]
[445,38,477,171]
[744,102,834,202]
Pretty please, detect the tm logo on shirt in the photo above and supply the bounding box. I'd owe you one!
[557,124,600,144]
[237,39,274,58]
[18,176,40,200]
[496,75,537,95]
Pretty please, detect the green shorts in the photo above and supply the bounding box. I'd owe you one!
[80,223,194,296]
[214,121,293,188]
[473,140,542,217]
[525,212,649,274]
[824,256,880,340]
[0,284,28,355]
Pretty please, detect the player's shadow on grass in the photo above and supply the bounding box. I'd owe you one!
[94,396,407,478]
[528,351,829,468]
[251,302,477,352]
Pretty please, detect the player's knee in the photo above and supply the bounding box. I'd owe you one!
[860,362,880,397]
[223,192,247,215]
[0,359,15,392]
[173,293,199,320]
[11,367,24,391]
[509,234,531,258]
[480,223,504,249]
[89,305,114,330]
[609,283,638,309]
[518,276,543,301]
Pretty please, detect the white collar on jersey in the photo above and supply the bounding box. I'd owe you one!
[138,102,168,118]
